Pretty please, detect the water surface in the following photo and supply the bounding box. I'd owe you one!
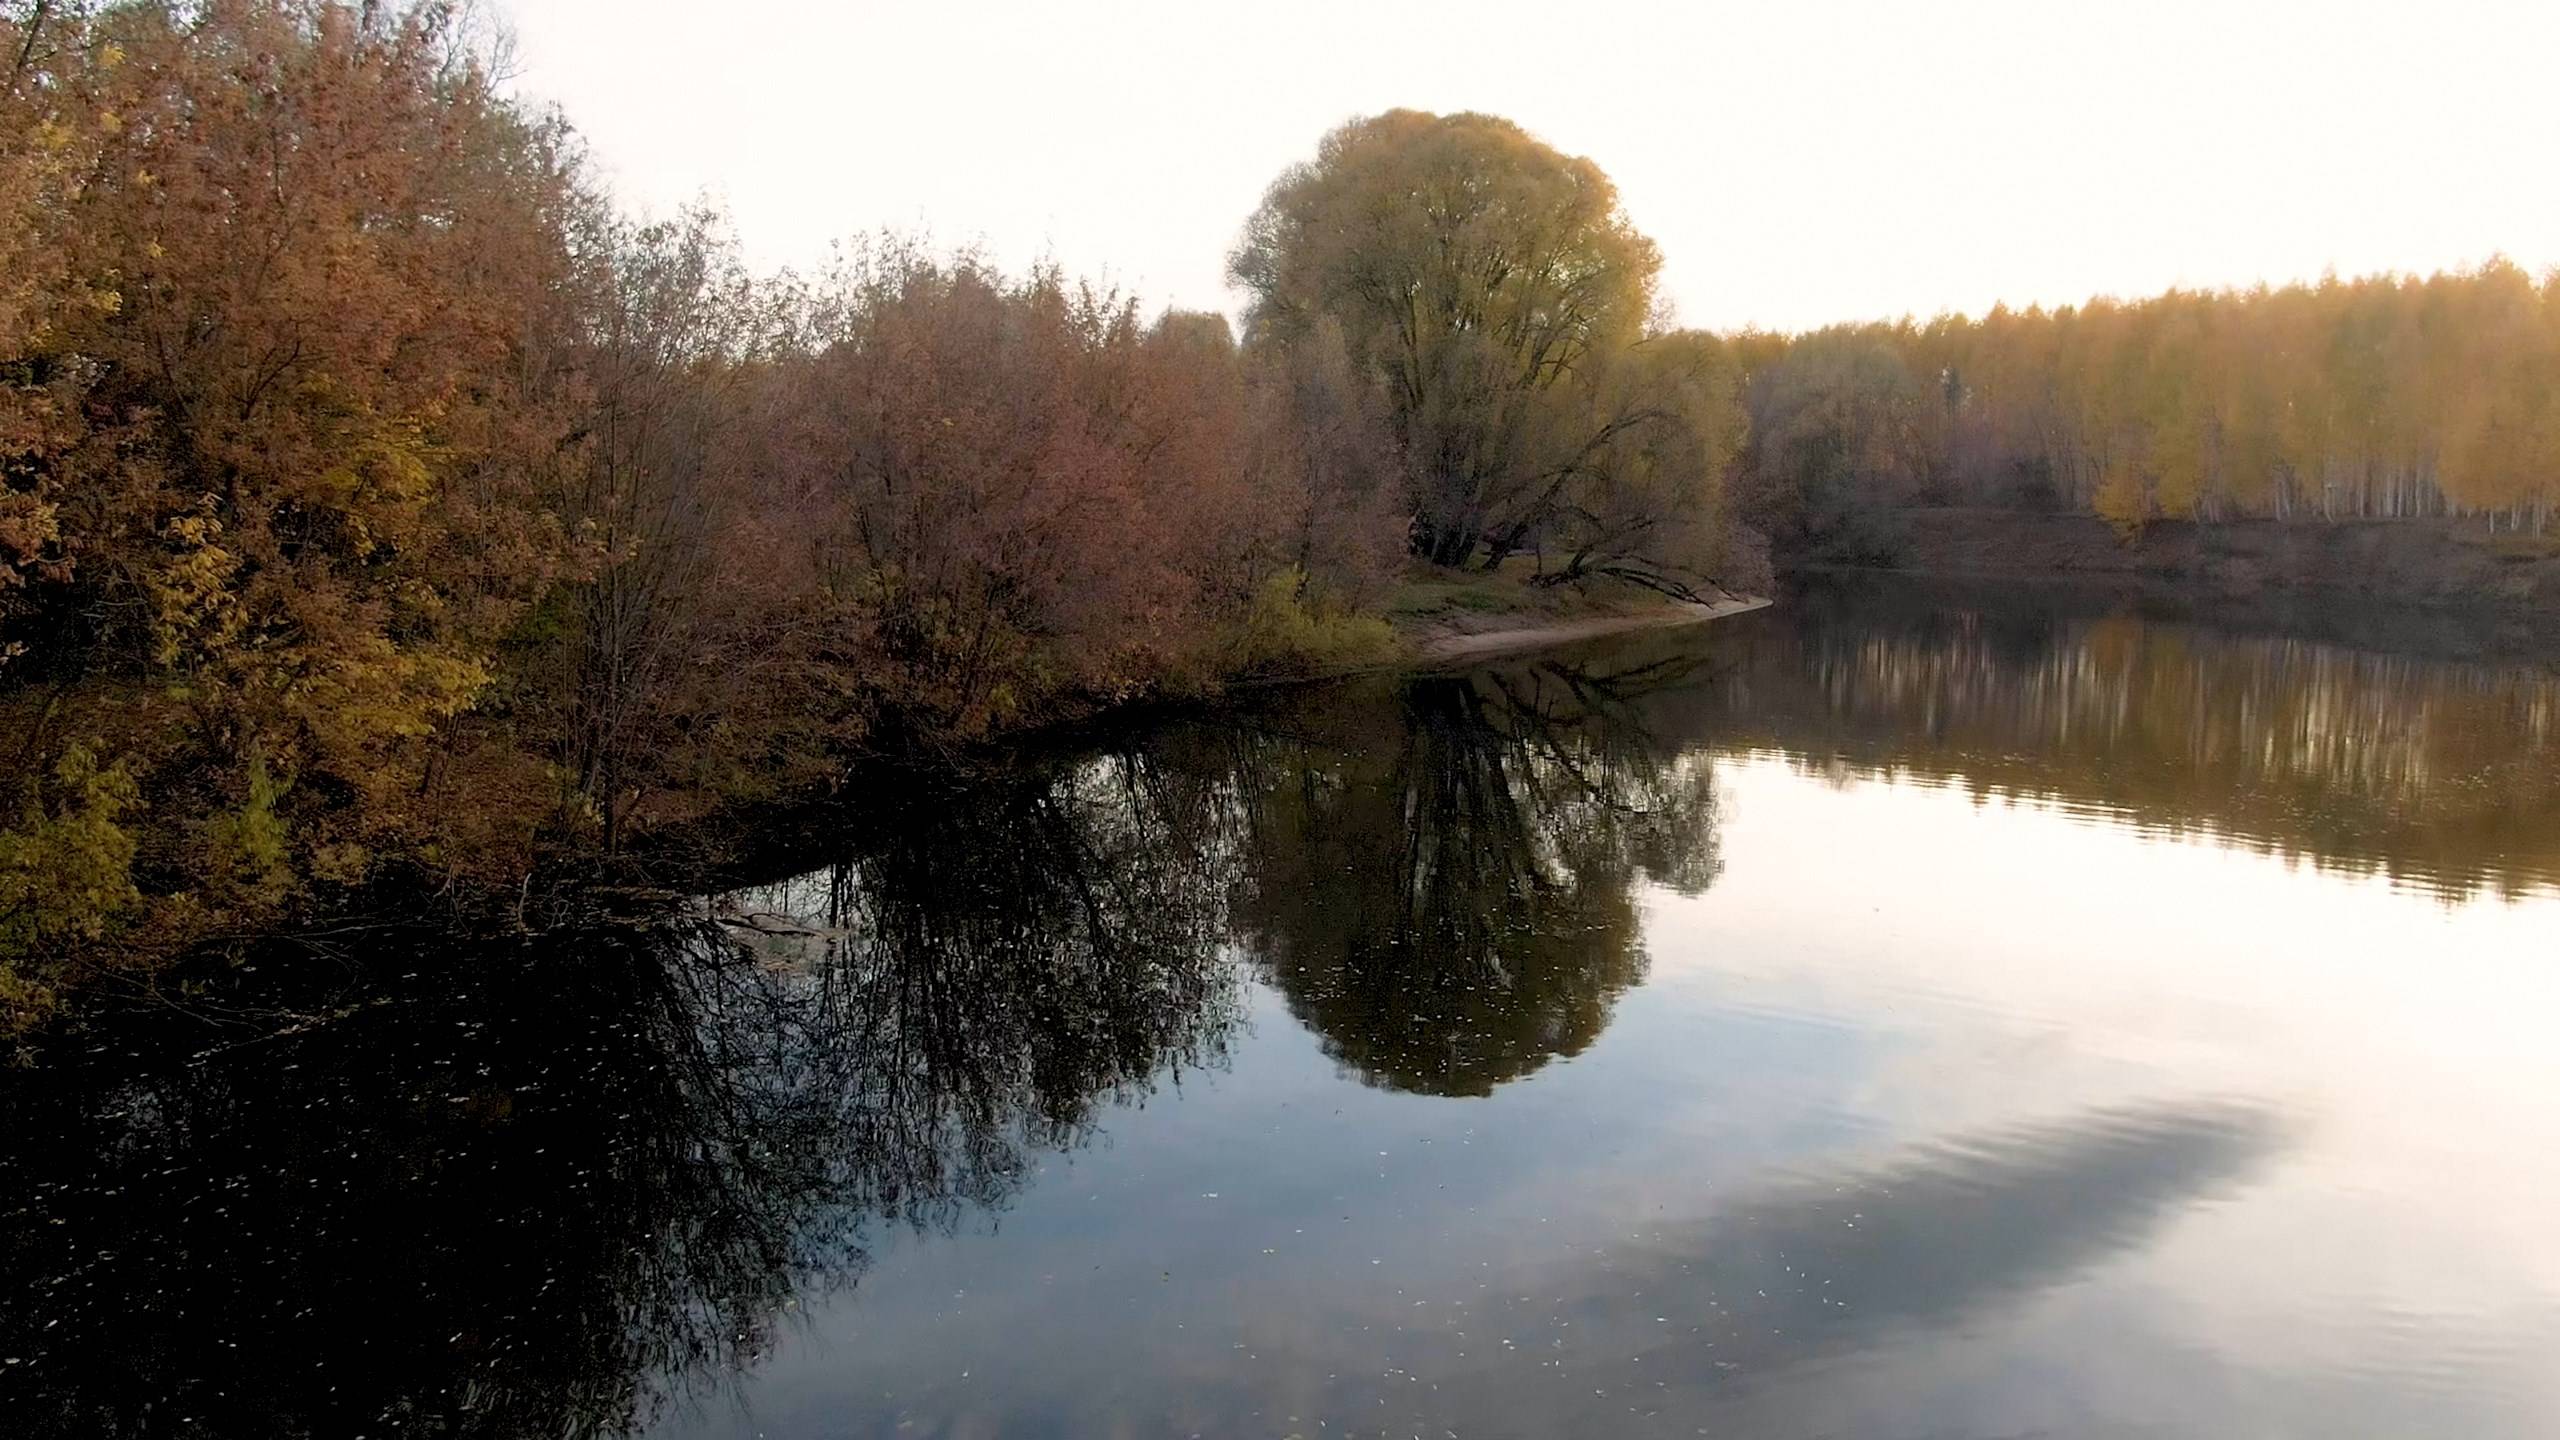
[7,579,2560,1438]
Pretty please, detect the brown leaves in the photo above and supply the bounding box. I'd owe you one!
[0,22,1462,1022]
[772,251,1274,733]
[10,0,580,754]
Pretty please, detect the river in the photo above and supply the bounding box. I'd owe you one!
[6,577,2559,1438]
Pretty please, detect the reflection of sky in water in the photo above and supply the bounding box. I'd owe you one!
[654,753,2560,1440]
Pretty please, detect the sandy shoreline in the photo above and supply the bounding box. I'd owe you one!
[1410,594,1771,665]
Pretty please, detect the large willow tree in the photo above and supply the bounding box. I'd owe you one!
[1230,110,1740,586]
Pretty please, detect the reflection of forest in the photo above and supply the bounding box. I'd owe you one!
[6,583,2541,1436]
[0,759,1240,1440]
[0,667,1723,1436]
[1671,585,2560,898]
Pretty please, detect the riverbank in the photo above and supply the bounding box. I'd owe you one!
[1408,594,1769,664]
[1382,560,1769,666]
[0,562,1769,1039]
[1799,509,2560,649]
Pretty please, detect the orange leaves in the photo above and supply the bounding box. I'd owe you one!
[9,0,582,738]
[0,2,592,1004]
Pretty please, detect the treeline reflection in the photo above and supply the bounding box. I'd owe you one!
[1688,583,2560,898]
[0,653,1718,1437]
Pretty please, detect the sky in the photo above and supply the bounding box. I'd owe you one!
[500,0,2560,334]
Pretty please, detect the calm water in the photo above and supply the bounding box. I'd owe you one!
[8,579,2560,1439]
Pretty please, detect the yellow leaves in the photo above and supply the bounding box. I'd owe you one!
[301,384,440,511]
[2093,465,2149,541]
[286,634,491,785]
[356,421,438,507]
[147,510,243,668]
[2153,448,2205,521]
[203,748,292,911]
[1227,566,1397,677]
[0,745,143,960]
[0,489,62,575]
[165,512,222,547]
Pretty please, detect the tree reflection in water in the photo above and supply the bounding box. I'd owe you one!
[8,583,2553,1437]
[0,651,1720,1437]
[1697,578,2560,897]
[0,754,1240,1439]
[1225,651,1726,1095]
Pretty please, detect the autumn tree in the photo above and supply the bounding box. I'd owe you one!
[521,207,838,843]
[1737,327,1932,564]
[1535,329,1752,594]
[1237,317,1402,615]
[752,248,1263,739]
[1232,110,1726,578]
[0,0,585,1017]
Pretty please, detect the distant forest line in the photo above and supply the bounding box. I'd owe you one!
[3,0,2554,1025]
[1734,265,2560,563]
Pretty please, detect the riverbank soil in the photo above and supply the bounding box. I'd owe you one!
[1387,559,1767,662]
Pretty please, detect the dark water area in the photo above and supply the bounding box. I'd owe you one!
[8,579,2560,1438]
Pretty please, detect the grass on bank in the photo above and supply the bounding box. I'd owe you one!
[1384,556,1694,633]
[1220,558,1701,685]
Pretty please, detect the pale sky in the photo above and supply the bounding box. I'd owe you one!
[502,0,2560,334]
